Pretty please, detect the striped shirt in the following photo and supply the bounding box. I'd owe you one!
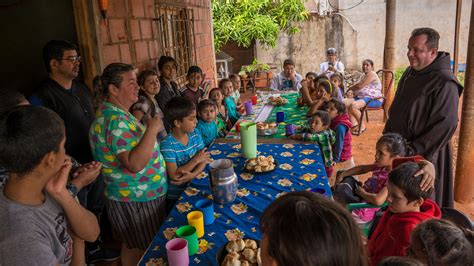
[160,129,205,200]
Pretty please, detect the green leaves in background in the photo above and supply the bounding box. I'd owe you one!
[212,0,309,51]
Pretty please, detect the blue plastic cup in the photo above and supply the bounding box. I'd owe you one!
[276,111,285,123]
[195,199,215,225]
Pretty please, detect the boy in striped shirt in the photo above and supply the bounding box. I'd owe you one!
[161,97,212,212]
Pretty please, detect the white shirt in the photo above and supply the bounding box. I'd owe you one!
[270,72,303,91]
[319,61,345,77]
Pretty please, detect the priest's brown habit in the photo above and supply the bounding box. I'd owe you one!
[384,52,463,208]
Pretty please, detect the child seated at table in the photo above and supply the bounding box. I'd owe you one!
[209,87,230,133]
[220,78,240,125]
[229,74,243,112]
[305,71,318,82]
[260,191,367,266]
[0,106,100,265]
[196,99,219,147]
[323,99,354,186]
[179,65,208,106]
[290,110,335,177]
[333,133,406,222]
[296,72,319,105]
[408,219,474,265]
[298,74,326,106]
[368,162,441,266]
[305,79,338,117]
[161,97,212,212]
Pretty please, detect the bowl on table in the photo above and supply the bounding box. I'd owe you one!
[256,122,278,136]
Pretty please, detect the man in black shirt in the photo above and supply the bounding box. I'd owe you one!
[30,40,118,263]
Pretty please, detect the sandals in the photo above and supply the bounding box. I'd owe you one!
[351,125,367,136]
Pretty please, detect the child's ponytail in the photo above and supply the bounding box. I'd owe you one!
[376,133,407,157]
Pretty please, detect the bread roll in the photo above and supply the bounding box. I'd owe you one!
[242,248,257,263]
[244,239,258,249]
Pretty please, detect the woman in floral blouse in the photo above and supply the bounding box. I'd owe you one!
[343,59,382,134]
[89,63,167,265]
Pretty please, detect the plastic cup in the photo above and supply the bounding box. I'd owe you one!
[195,199,215,225]
[187,211,205,238]
[276,111,285,123]
[251,95,258,105]
[166,238,189,266]
[235,122,241,133]
[244,101,254,115]
[285,124,296,136]
[311,188,327,196]
[176,225,199,255]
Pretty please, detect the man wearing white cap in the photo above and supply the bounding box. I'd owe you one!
[320,47,345,77]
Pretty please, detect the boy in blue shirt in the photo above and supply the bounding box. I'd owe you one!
[196,99,219,147]
[161,97,212,212]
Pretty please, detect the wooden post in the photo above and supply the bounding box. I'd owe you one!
[72,0,103,90]
[453,0,462,75]
[454,0,474,204]
[382,0,396,121]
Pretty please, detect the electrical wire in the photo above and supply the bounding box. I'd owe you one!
[328,0,365,11]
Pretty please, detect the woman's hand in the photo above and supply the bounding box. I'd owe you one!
[415,160,436,191]
[71,161,102,190]
[147,115,163,134]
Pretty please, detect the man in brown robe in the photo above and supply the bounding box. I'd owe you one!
[384,28,463,208]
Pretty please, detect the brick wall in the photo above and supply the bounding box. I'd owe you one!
[98,0,216,86]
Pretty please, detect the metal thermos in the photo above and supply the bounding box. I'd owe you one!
[209,159,238,205]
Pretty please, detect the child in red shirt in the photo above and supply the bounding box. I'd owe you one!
[368,162,441,265]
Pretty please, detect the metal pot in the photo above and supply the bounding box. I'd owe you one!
[209,159,238,205]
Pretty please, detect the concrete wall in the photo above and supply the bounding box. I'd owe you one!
[256,0,471,73]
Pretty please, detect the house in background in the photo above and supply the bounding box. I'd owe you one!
[0,0,216,95]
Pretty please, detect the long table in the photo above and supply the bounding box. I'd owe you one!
[139,142,331,265]
[225,92,309,140]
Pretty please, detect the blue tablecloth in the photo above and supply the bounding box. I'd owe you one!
[140,142,332,266]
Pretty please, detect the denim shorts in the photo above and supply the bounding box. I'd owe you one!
[354,96,383,108]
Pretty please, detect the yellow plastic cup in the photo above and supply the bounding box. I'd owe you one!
[187,211,204,238]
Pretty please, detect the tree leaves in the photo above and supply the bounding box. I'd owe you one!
[212,0,309,51]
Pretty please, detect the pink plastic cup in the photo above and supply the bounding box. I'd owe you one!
[165,238,189,266]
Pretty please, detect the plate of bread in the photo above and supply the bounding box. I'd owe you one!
[268,96,288,106]
[217,239,261,266]
[244,155,277,174]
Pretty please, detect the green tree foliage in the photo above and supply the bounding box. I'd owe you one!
[212,0,309,51]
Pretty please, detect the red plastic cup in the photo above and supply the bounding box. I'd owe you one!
[251,95,258,105]
[235,122,241,132]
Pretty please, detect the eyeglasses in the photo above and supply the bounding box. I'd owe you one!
[57,56,81,63]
